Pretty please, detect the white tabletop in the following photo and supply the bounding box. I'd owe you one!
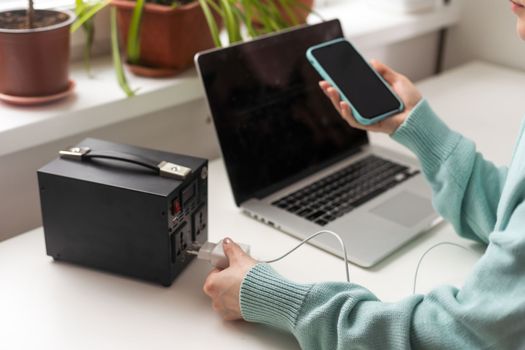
[2,61,525,350]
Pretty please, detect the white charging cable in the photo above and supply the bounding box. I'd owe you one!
[412,242,471,294]
[189,233,475,291]
[260,230,350,282]
[188,230,351,282]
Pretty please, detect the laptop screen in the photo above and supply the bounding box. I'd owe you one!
[197,20,369,206]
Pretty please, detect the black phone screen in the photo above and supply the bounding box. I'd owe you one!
[311,40,402,120]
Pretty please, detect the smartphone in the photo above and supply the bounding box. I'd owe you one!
[307,38,404,125]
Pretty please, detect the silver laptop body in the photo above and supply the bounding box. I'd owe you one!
[195,20,440,267]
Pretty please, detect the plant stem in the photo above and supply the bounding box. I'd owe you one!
[71,0,111,33]
[27,0,34,29]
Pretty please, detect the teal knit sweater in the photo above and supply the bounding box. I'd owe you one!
[239,100,525,349]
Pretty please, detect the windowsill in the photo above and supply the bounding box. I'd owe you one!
[313,0,460,49]
[0,57,203,157]
[0,0,460,158]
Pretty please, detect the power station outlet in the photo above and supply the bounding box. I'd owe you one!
[192,205,207,242]
[171,221,192,264]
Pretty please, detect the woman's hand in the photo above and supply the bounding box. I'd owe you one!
[320,60,422,135]
[203,238,257,321]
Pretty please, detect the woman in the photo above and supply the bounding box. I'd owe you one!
[203,1,525,348]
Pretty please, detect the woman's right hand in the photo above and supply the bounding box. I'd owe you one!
[319,60,423,135]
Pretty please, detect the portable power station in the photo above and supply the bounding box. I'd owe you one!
[37,138,208,286]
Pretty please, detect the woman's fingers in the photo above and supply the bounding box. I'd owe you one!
[203,268,221,296]
[319,60,414,135]
[339,101,353,122]
[319,80,330,90]
[327,87,343,114]
[370,59,398,86]
[319,81,363,129]
[340,102,365,130]
[319,82,341,112]
[319,82,337,103]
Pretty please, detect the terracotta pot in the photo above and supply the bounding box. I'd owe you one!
[113,0,218,77]
[252,0,314,26]
[0,9,74,97]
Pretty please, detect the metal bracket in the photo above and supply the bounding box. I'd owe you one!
[59,147,91,160]
[158,161,192,180]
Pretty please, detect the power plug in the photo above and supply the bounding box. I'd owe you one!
[187,240,251,269]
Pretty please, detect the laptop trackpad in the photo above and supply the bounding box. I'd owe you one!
[370,191,434,228]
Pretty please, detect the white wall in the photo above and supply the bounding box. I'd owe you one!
[0,99,220,242]
[444,0,525,72]
[362,32,440,82]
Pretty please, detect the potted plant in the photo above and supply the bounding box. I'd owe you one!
[113,0,219,78]
[199,0,316,47]
[74,0,221,95]
[74,0,316,96]
[0,1,75,104]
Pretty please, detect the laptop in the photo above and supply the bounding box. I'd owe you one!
[195,19,440,267]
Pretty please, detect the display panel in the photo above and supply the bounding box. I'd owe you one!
[197,20,368,206]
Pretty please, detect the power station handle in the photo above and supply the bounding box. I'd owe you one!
[59,147,192,180]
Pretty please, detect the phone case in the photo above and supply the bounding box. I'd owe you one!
[306,38,404,126]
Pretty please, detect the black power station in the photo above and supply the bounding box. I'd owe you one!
[38,138,208,286]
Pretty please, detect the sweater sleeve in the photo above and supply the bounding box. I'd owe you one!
[391,100,508,243]
[241,201,525,349]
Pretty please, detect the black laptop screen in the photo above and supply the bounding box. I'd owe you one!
[197,20,369,206]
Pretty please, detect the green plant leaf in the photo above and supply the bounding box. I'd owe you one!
[75,0,87,15]
[238,0,257,37]
[73,0,98,75]
[199,0,222,47]
[277,0,299,27]
[220,0,241,44]
[251,1,281,34]
[127,0,146,65]
[266,0,289,29]
[71,0,110,33]
[111,6,135,97]
[233,1,256,38]
[248,1,270,34]
[82,17,95,76]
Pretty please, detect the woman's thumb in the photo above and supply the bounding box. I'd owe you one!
[222,237,242,263]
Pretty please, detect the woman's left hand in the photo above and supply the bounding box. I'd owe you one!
[203,238,257,321]
[320,60,422,135]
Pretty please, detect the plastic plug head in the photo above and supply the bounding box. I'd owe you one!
[195,240,251,269]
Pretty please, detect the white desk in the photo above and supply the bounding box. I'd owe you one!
[2,62,525,350]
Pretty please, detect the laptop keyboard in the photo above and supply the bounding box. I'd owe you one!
[271,155,420,226]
